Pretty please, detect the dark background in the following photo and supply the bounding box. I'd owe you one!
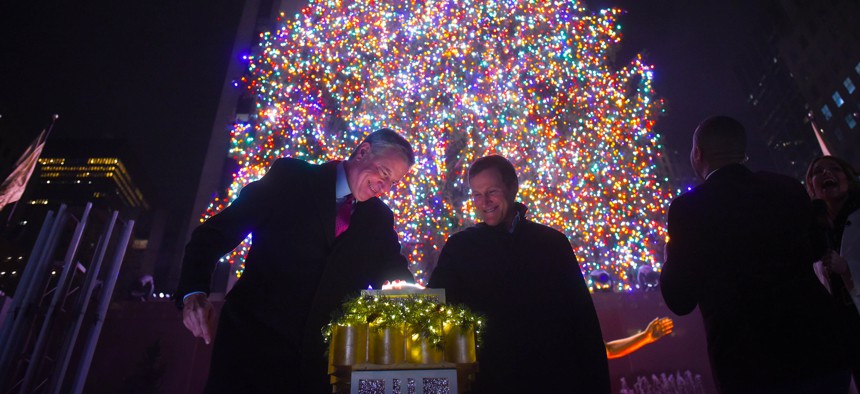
[1,0,248,215]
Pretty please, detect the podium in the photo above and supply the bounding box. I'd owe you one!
[326,288,480,393]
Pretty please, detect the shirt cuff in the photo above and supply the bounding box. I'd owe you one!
[176,291,207,309]
[183,291,207,301]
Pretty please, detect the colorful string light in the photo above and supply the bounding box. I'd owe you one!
[203,0,673,291]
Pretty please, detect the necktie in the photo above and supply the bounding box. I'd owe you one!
[335,194,354,237]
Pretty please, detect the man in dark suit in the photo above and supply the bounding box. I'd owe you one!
[175,128,416,393]
[428,155,610,393]
[660,116,851,393]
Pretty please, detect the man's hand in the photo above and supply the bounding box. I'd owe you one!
[182,293,216,344]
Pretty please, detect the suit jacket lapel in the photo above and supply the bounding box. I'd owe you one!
[313,161,339,246]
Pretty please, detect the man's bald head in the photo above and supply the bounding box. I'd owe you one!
[690,116,747,179]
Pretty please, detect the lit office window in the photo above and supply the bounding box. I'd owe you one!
[847,114,858,130]
[821,104,833,120]
[845,77,857,94]
[833,91,845,107]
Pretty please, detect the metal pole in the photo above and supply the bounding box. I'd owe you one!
[19,203,92,393]
[47,210,117,394]
[0,210,54,341]
[808,111,833,156]
[4,201,19,228]
[69,219,134,394]
[0,205,68,390]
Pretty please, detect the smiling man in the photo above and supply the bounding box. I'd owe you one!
[174,128,415,393]
[428,155,609,393]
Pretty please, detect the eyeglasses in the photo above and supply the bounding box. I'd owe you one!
[377,164,399,188]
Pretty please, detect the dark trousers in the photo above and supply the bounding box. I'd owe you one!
[204,301,303,393]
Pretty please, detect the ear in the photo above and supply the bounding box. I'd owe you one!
[508,185,519,203]
[692,144,702,161]
[354,142,371,161]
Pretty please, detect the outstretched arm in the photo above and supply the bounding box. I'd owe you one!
[605,317,674,359]
[175,158,301,342]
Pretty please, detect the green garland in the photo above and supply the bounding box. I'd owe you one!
[323,293,484,350]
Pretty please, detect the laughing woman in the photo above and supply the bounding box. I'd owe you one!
[805,155,860,390]
[806,156,860,309]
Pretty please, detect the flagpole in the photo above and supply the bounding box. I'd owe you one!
[807,111,832,156]
[3,114,58,227]
[43,114,59,142]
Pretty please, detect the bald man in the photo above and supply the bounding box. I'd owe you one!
[660,116,852,393]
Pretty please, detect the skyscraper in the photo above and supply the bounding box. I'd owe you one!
[0,139,160,299]
[737,0,860,177]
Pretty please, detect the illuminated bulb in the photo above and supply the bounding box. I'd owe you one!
[588,269,612,291]
[637,264,660,289]
[206,0,671,291]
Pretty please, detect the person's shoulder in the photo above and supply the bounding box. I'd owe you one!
[527,220,573,245]
[360,197,395,221]
[675,166,747,202]
[753,170,807,196]
[754,170,800,185]
[365,196,393,210]
[671,187,697,204]
[271,157,313,171]
[445,225,484,244]
[667,187,699,219]
[266,158,331,181]
[521,219,564,237]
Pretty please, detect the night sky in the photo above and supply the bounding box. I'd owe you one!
[1,0,772,284]
[2,1,248,209]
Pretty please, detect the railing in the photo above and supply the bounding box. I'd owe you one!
[0,203,134,394]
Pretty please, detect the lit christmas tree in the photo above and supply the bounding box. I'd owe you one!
[204,0,673,291]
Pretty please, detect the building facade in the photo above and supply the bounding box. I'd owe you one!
[0,140,162,301]
[737,0,860,179]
